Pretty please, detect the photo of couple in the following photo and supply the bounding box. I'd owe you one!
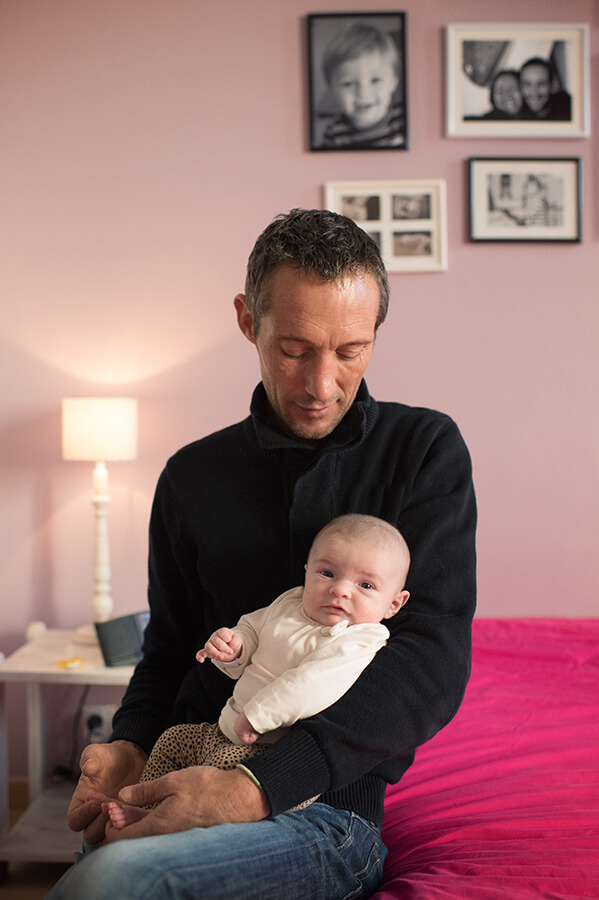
[462,41,572,122]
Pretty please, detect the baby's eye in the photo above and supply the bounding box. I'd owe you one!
[320,569,334,579]
[360,582,374,590]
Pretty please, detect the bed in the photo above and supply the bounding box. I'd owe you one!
[373,617,599,899]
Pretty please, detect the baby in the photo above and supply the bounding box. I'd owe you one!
[94,513,410,829]
[320,23,404,149]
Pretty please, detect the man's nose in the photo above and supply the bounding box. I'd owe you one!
[305,356,336,401]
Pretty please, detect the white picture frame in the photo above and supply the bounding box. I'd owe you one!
[446,22,590,138]
[325,179,448,272]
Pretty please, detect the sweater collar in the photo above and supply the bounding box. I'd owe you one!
[248,381,376,452]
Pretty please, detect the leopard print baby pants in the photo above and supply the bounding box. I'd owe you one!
[141,722,267,781]
[140,722,316,811]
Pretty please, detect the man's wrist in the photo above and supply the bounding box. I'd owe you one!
[236,764,263,791]
[108,738,149,766]
[233,765,271,819]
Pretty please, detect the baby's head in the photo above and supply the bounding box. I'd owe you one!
[323,24,400,132]
[303,514,410,627]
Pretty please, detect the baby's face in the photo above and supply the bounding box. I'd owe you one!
[303,532,408,627]
[330,50,398,131]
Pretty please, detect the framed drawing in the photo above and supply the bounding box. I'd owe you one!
[469,157,581,242]
[326,180,447,271]
[308,12,408,151]
[446,23,590,138]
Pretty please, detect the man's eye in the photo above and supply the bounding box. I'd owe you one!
[281,343,310,359]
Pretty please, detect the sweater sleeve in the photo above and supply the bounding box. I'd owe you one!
[245,414,477,814]
[110,468,211,752]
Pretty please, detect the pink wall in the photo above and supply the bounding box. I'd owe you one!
[0,0,597,776]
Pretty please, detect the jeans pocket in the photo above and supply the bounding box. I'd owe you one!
[339,813,388,900]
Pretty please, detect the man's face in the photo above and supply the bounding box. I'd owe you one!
[520,64,551,114]
[235,265,380,442]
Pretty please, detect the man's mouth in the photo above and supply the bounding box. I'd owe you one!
[296,403,335,419]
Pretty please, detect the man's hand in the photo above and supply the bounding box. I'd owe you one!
[196,628,243,663]
[104,765,271,842]
[67,740,148,845]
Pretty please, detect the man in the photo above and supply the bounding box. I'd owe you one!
[46,209,476,900]
[519,57,571,121]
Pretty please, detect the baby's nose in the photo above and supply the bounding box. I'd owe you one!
[330,579,351,598]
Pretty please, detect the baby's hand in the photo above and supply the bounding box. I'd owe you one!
[196,628,242,663]
[234,711,261,745]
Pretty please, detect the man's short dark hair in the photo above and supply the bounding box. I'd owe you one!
[519,57,552,82]
[244,208,390,331]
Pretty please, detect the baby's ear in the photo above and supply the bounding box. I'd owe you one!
[383,590,409,619]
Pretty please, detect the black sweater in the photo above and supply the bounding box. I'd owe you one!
[111,382,477,826]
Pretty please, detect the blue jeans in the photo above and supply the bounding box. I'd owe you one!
[44,803,387,900]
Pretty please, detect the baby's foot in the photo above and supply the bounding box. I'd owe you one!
[103,799,150,830]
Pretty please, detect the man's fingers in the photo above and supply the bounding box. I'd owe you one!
[79,746,104,778]
[68,800,109,843]
[103,810,166,842]
[119,775,171,808]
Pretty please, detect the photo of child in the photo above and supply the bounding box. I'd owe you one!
[308,13,407,151]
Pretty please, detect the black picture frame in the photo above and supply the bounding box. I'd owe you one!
[307,12,408,151]
[469,157,582,243]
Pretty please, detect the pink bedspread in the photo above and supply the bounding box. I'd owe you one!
[374,618,599,899]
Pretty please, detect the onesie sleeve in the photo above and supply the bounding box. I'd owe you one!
[243,623,389,735]
[209,605,267,679]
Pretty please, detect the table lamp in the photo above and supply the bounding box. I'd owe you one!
[62,397,138,623]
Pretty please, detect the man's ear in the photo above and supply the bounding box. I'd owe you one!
[234,293,256,344]
[383,590,410,619]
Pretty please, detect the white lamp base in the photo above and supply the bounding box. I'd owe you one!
[92,463,114,624]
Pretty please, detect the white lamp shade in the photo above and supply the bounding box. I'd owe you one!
[62,397,138,462]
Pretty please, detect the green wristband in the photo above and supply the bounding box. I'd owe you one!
[236,764,264,791]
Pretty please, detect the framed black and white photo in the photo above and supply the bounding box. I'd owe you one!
[446,23,589,138]
[308,13,408,151]
[469,157,581,242]
[326,180,447,271]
